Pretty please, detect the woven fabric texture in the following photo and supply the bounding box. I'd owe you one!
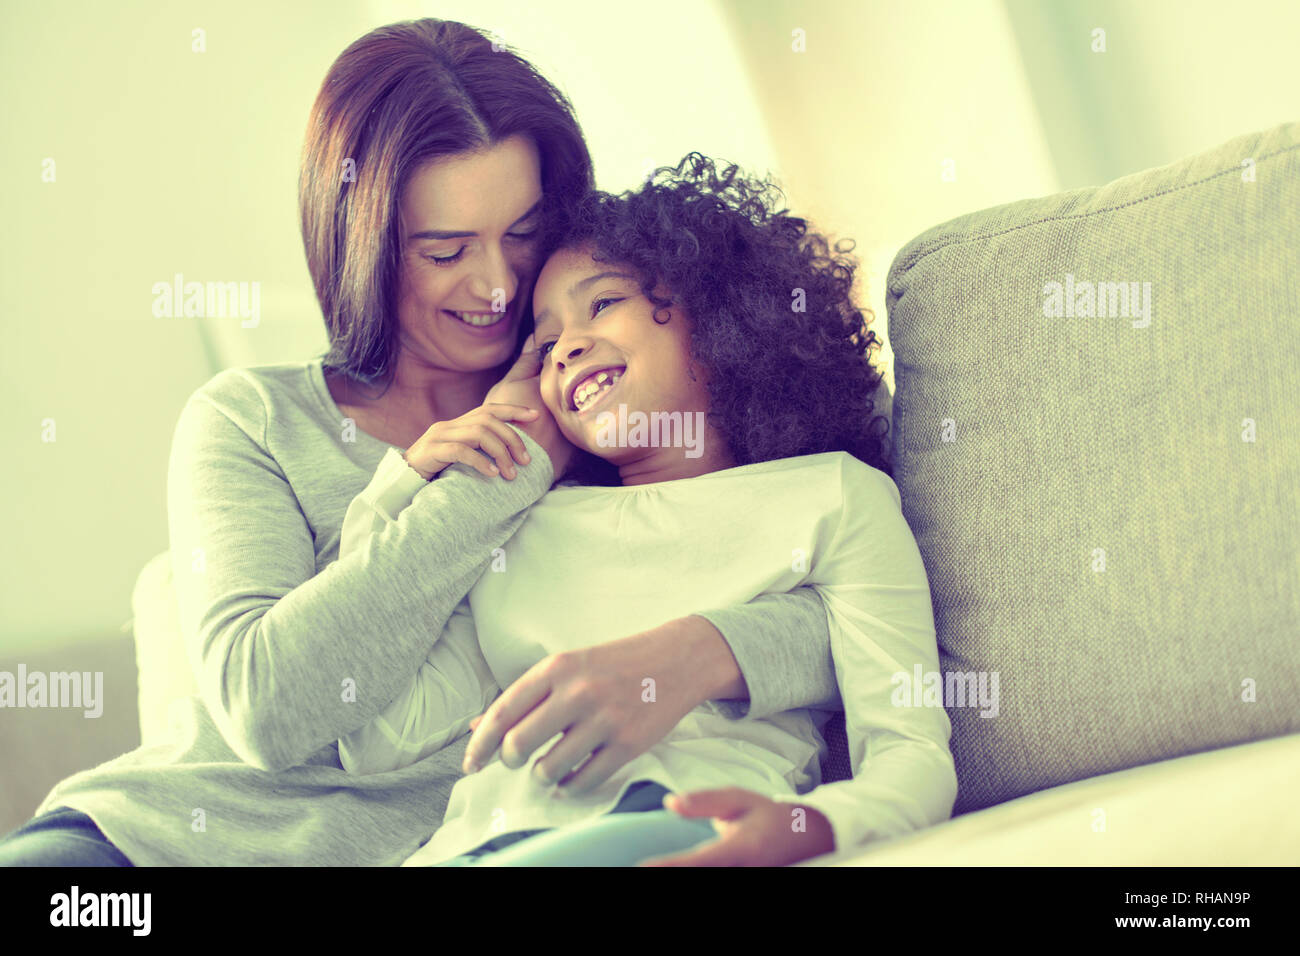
[884,121,1300,814]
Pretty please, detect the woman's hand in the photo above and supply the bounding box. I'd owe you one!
[462,615,746,791]
[402,336,571,481]
[485,335,575,480]
[402,403,540,481]
[638,789,836,867]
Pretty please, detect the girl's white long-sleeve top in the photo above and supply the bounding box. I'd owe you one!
[337,445,958,864]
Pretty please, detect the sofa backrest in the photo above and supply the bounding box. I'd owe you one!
[885,121,1300,814]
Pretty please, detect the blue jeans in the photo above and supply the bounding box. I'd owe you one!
[433,780,718,867]
[0,783,718,867]
[0,807,134,867]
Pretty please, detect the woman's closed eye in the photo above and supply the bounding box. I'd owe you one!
[426,247,466,265]
[425,230,537,266]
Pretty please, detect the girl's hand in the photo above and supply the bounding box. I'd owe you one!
[638,788,836,867]
[462,616,737,791]
[484,335,576,480]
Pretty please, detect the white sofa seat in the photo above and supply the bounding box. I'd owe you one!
[806,732,1300,866]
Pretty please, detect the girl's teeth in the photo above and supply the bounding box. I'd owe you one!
[575,371,622,410]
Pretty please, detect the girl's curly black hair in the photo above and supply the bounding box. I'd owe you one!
[540,152,892,481]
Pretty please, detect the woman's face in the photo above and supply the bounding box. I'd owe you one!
[531,244,727,478]
[394,134,544,373]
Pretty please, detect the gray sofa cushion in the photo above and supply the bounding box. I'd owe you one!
[885,121,1300,815]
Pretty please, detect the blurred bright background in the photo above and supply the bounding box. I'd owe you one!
[1,0,1297,659]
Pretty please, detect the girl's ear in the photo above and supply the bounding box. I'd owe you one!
[685,350,708,384]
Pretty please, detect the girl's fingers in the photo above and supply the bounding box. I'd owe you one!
[661,788,756,821]
[639,834,738,868]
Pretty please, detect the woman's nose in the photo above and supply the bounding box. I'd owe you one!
[468,245,519,306]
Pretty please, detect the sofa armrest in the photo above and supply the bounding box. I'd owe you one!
[132,550,200,748]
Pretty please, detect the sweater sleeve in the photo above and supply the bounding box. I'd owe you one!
[695,588,840,721]
[166,383,552,773]
[336,448,503,775]
[337,595,501,775]
[770,458,958,853]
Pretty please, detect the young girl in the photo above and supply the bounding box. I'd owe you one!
[336,154,957,866]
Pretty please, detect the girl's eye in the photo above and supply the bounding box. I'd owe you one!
[591,296,622,317]
[426,248,466,265]
[536,340,556,360]
[507,228,539,240]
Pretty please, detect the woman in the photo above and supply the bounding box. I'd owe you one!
[334,156,955,867]
[0,19,840,867]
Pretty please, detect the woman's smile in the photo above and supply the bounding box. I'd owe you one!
[441,302,517,339]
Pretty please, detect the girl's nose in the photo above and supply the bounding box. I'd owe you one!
[555,341,588,370]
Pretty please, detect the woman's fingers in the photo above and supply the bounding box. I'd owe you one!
[432,419,535,479]
[532,720,609,788]
[404,388,542,479]
[434,443,500,479]
[463,670,553,772]
[552,744,628,795]
[499,335,542,382]
[464,637,703,788]
[467,429,518,480]
[495,693,575,770]
[482,403,540,423]
[477,416,533,467]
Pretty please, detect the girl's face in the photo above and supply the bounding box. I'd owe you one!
[394,134,544,373]
[531,244,732,482]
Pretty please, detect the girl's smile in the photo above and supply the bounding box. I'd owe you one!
[567,365,626,414]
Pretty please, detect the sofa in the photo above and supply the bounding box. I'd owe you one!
[819,118,1300,865]
[7,120,1296,864]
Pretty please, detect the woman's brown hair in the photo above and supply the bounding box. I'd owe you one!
[299,18,594,385]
